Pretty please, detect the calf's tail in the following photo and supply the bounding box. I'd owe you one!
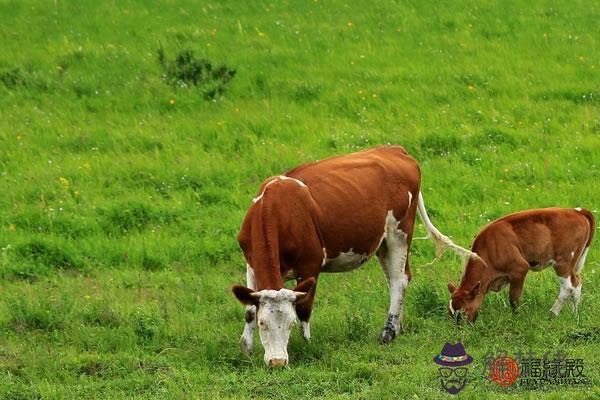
[578,208,596,247]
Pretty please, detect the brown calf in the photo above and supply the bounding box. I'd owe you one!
[448,208,595,322]
[232,146,474,366]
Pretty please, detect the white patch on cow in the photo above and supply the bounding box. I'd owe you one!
[252,178,279,203]
[550,276,573,316]
[571,251,575,258]
[279,175,307,187]
[448,298,456,316]
[252,176,307,203]
[575,247,589,274]
[407,191,413,209]
[253,288,305,366]
[240,264,257,355]
[321,247,327,267]
[322,248,370,272]
[575,207,582,212]
[300,321,311,341]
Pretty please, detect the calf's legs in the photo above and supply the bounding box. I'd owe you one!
[550,275,574,316]
[551,251,586,316]
[508,262,528,310]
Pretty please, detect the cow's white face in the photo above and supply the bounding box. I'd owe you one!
[255,289,298,366]
[232,278,315,367]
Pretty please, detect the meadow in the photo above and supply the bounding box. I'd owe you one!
[0,0,599,398]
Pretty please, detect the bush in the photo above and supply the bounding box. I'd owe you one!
[132,309,164,345]
[158,48,236,100]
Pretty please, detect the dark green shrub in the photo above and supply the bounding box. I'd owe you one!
[158,48,236,100]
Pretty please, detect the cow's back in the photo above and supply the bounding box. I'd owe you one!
[285,146,420,257]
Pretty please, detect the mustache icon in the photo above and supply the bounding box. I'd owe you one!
[444,379,464,388]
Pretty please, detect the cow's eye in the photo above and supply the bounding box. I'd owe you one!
[258,320,268,329]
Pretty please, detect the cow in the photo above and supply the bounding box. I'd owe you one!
[231,145,475,366]
[447,207,595,323]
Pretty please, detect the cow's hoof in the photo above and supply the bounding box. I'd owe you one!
[378,314,401,344]
[378,329,396,345]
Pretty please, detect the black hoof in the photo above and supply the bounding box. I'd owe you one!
[378,314,400,344]
[379,329,396,345]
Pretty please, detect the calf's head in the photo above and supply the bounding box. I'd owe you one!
[447,281,482,323]
[232,278,315,366]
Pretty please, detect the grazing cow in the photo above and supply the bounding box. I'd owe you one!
[232,146,474,366]
[448,207,595,323]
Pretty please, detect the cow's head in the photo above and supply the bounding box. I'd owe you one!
[447,281,482,323]
[232,278,315,366]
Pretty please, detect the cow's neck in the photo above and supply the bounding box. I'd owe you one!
[460,257,490,292]
[249,199,285,290]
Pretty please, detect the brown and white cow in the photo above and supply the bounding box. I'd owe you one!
[231,146,475,366]
[448,207,595,323]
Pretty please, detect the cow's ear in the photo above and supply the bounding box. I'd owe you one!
[292,277,316,304]
[448,282,457,294]
[469,281,481,296]
[232,285,260,306]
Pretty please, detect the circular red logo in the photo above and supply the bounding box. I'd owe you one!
[489,356,519,387]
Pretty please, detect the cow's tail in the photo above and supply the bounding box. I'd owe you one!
[577,208,596,247]
[416,191,479,261]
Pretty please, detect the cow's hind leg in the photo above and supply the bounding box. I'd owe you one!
[240,264,256,354]
[572,247,588,313]
[550,274,573,317]
[377,213,409,344]
[571,275,582,313]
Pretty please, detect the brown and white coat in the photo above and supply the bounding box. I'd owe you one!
[232,146,473,365]
[448,207,595,322]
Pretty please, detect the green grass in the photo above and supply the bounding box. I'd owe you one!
[0,0,599,398]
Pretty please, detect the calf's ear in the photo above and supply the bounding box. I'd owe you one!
[447,282,457,293]
[292,277,316,304]
[232,285,260,306]
[469,281,481,296]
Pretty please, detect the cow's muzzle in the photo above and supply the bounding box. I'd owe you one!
[268,358,288,367]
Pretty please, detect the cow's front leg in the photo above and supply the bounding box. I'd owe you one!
[509,268,527,311]
[377,226,409,344]
[295,279,317,342]
[240,264,256,354]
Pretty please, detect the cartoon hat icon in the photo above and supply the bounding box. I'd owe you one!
[433,342,473,367]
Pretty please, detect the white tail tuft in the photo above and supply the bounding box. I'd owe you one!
[416,191,480,262]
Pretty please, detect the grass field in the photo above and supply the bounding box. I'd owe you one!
[0,0,599,398]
